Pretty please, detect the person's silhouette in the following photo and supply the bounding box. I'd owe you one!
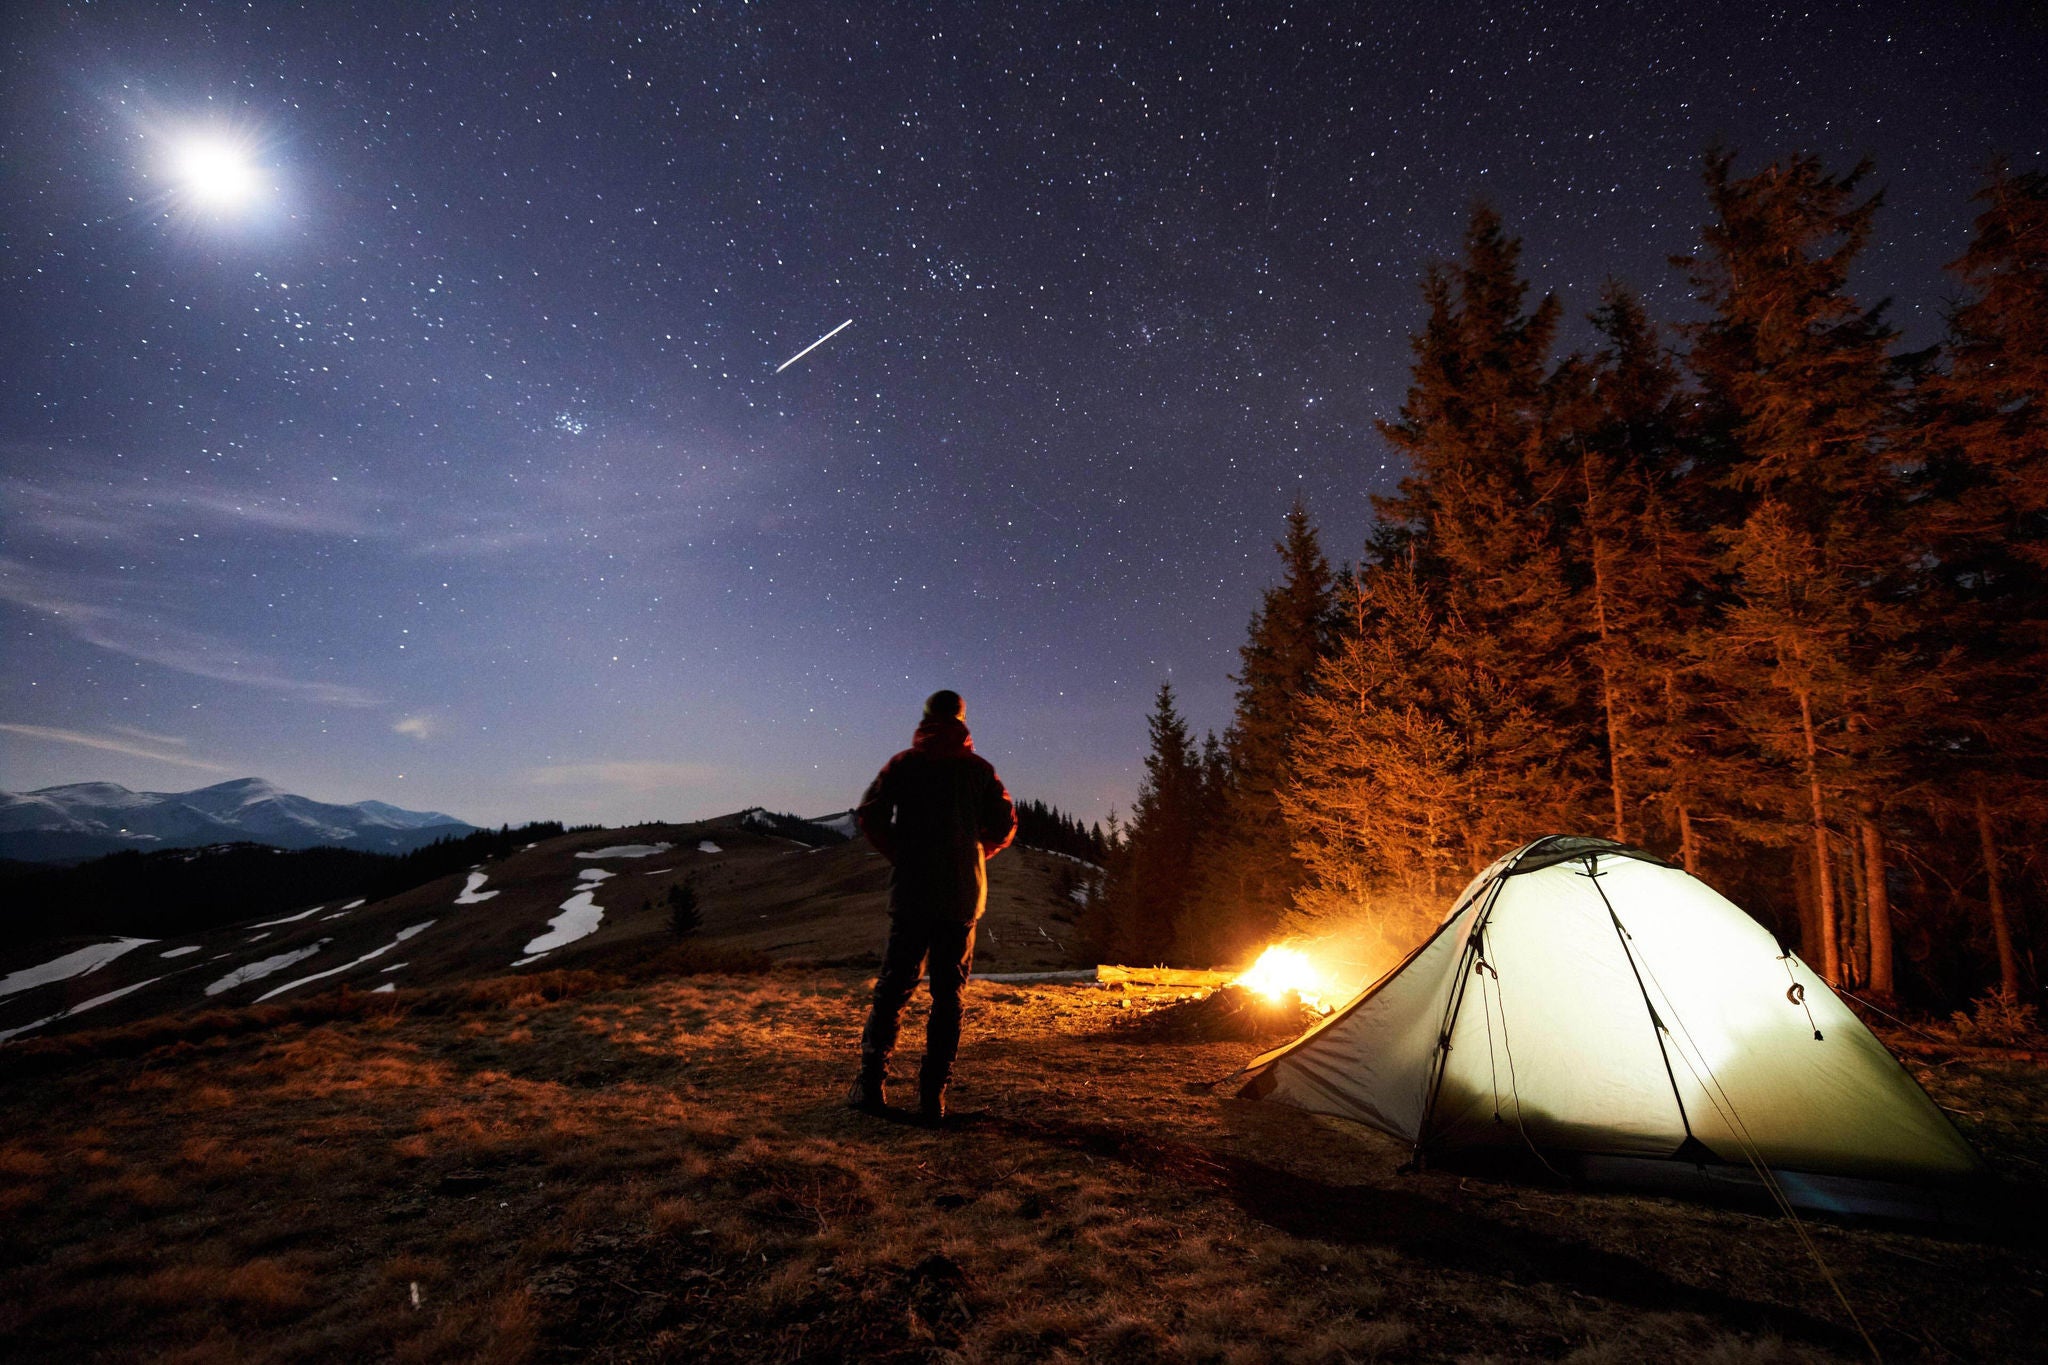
[848,690,1016,1124]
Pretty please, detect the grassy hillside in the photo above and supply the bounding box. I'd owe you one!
[1,964,2043,1362]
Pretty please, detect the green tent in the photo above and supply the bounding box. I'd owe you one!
[1240,837,1982,1219]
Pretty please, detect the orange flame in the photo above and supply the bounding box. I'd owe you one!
[1235,944,1326,1005]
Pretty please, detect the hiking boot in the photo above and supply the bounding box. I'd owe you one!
[919,1081,947,1127]
[846,1060,887,1113]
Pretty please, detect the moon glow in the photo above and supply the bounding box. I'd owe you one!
[169,135,261,211]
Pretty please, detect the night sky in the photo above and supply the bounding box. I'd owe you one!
[3,2,2043,827]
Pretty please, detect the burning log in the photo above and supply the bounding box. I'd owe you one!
[1115,986,1323,1043]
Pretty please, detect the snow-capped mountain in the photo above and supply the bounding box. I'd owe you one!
[0,778,475,863]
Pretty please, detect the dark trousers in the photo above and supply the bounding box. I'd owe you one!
[859,911,976,1090]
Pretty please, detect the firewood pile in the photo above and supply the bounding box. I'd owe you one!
[1114,985,1323,1042]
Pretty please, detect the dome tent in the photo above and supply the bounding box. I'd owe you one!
[1238,836,1983,1220]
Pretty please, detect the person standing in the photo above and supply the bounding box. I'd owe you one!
[849,689,1016,1124]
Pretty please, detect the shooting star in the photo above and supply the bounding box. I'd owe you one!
[774,318,853,374]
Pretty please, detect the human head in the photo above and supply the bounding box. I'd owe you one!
[923,689,965,722]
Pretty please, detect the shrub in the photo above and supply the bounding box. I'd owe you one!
[666,879,702,937]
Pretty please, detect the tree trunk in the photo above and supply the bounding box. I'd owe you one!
[1582,463,1628,842]
[1975,788,2021,1000]
[1599,668,1627,842]
[1846,834,1870,989]
[1678,804,1698,876]
[1797,688,1839,982]
[1859,813,1895,1000]
[1840,832,1864,990]
[1794,842,1821,967]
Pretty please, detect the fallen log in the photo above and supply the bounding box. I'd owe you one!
[1095,965,1238,988]
[909,966,1240,987]
[972,970,1101,984]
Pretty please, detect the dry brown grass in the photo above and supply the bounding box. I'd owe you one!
[0,968,2041,1362]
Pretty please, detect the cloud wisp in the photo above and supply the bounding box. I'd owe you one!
[0,722,235,772]
[0,465,380,548]
[0,557,383,707]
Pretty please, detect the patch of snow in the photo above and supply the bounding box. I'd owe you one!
[245,905,327,929]
[246,933,272,943]
[513,889,605,966]
[204,942,328,996]
[371,983,396,994]
[159,945,203,959]
[575,843,672,859]
[807,811,859,838]
[577,868,614,884]
[697,840,722,854]
[454,871,499,905]
[0,938,156,1001]
[638,867,674,876]
[1033,848,1107,874]
[342,898,367,910]
[255,922,434,1002]
[0,975,168,1044]
[380,962,408,973]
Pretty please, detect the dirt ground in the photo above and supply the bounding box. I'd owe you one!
[2,966,2043,1363]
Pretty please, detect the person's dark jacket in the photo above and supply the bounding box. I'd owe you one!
[856,716,1016,924]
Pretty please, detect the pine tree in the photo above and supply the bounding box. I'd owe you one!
[1681,151,1910,983]
[1083,683,1205,964]
[1914,166,2048,1000]
[1371,208,1601,839]
[1375,208,1604,823]
[1285,549,1558,949]
[1177,502,1335,963]
[1547,289,1710,853]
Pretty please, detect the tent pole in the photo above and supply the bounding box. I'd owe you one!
[1584,856,1699,1145]
[1414,875,1507,1163]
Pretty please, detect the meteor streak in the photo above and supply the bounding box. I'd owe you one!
[774,318,853,373]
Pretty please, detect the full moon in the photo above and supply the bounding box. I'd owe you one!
[169,135,261,210]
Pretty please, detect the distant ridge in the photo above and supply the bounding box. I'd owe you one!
[0,778,475,863]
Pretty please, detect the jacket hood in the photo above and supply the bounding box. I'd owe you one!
[911,716,974,755]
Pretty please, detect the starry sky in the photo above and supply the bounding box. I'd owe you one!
[2,2,2043,828]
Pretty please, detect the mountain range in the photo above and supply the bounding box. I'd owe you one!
[0,778,475,863]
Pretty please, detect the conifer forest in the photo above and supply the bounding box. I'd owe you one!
[1088,155,2048,1016]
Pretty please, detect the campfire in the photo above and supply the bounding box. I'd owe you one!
[1234,943,1337,1012]
[1103,942,1348,1042]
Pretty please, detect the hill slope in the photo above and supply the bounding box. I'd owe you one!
[0,812,1093,1044]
